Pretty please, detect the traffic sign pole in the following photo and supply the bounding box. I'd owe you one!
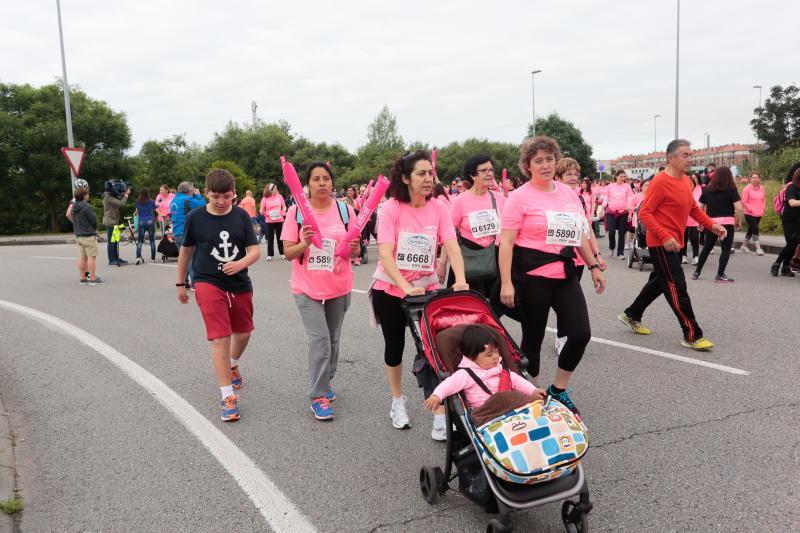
[56,0,76,190]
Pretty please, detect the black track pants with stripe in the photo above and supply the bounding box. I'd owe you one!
[624,246,703,342]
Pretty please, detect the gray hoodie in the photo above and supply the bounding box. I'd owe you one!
[72,200,97,237]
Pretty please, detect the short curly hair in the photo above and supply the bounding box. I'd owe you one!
[518,136,561,178]
[555,157,580,178]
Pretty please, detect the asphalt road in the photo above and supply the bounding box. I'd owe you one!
[1,241,798,532]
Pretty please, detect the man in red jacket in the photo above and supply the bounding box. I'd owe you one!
[618,139,727,351]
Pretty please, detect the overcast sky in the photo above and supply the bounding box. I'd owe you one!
[3,1,798,160]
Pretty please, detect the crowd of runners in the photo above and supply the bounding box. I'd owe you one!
[65,136,800,430]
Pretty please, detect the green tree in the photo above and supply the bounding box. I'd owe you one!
[0,82,133,234]
[207,160,257,198]
[341,105,405,186]
[134,134,204,192]
[751,84,800,153]
[529,113,596,177]
[434,139,520,183]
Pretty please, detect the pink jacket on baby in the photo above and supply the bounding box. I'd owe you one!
[431,356,537,410]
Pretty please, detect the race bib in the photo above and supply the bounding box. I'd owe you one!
[268,209,281,221]
[307,238,335,272]
[395,231,436,272]
[468,209,500,239]
[545,211,583,246]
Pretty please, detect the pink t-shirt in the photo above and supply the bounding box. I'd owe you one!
[449,190,506,247]
[501,181,587,279]
[686,185,702,228]
[742,184,766,217]
[580,190,594,217]
[603,182,635,214]
[155,193,174,217]
[280,202,355,300]
[261,194,286,223]
[239,196,256,218]
[373,198,456,299]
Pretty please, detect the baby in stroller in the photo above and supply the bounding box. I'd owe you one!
[423,325,544,413]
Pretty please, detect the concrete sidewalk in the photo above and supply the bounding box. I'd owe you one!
[0,390,17,533]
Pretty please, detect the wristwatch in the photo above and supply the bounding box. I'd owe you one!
[588,263,601,271]
[175,282,186,287]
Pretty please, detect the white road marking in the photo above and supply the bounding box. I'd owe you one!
[0,299,318,533]
[545,326,749,376]
[31,256,73,260]
[146,262,178,268]
[351,289,368,294]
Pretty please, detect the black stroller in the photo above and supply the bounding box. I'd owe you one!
[627,206,652,271]
[403,290,592,533]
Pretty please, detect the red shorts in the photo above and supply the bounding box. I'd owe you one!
[194,282,254,340]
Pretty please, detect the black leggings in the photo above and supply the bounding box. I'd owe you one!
[744,215,761,241]
[605,212,628,256]
[695,224,735,277]
[520,275,591,378]
[681,227,700,258]
[265,222,284,257]
[371,289,408,367]
[776,220,800,268]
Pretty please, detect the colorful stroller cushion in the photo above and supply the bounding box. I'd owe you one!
[475,399,588,485]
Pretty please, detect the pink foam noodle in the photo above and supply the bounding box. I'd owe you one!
[334,175,390,258]
[280,156,323,249]
[502,168,508,197]
[363,179,375,200]
[432,148,438,177]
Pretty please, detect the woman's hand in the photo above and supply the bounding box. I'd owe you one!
[452,282,469,292]
[437,262,447,285]
[530,388,545,401]
[349,239,360,256]
[591,268,606,294]
[300,225,315,246]
[500,282,515,308]
[402,284,425,297]
[423,395,442,411]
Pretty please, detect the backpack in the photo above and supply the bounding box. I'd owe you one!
[774,184,789,215]
[295,201,350,264]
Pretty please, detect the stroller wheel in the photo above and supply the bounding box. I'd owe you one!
[486,518,513,533]
[562,500,588,533]
[419,466,443,505]
[162,255,167,263]
[627,251,634,268]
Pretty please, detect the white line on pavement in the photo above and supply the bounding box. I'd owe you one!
[0,299,318,533]
[31,256,73,260]
[351,289,368,294]
[146,262,178,268]
[545,326,750,376]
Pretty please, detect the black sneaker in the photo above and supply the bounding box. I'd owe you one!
[547,385,580,417]
[771,263,780,277]
[714,275,734,283]
[88,277,105,285]
[691,271,700,280]
[781,267,796,277]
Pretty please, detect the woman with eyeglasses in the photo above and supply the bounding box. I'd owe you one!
[438,154,506,297]
[498,136,606,417]
[370,150,468,439]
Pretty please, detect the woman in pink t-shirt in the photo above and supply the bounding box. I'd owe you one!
[439,154,505,297]
[681,175,703,264]
[371,150,468,437]
[154,185,175,236]
[281,162,360,421]
[260,183,286,260]
[498,136,606,417]
[602,170,635,259]
[740,173,766,255]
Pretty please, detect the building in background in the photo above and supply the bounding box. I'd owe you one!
[607,144,756,178]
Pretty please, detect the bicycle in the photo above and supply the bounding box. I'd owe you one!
[115,217,137,246]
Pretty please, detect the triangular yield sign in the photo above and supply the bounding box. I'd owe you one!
[61,147,86,177]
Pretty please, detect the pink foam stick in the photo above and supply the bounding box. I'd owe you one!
[431,148,438,177]
[363,179,375,200]
[280,156,323,249]
[502,168,508,197]
[334,175,389,258]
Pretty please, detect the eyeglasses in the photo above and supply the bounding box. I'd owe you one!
[476,168,495,175]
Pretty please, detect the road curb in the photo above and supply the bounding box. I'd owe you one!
[0,391,18,533]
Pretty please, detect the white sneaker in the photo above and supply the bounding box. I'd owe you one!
[389,396,410,429]
[681,256,688,264]
[692,256,699,265]
[554,336,567,356]
[756,247,764,256]
[266,256,273,262]
[618,254,625,260]
[279,254,285,259]
[430,417,446,441]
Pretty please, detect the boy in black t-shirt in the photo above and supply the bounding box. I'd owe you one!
[177,169,260,421]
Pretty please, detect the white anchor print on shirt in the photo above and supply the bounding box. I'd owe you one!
[210,230,240,267]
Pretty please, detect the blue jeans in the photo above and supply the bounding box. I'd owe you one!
[136,220,156,260]
[174,234,194,285]
[106,226,119,264]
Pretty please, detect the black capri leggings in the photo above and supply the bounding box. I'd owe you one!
[371,289,408,367]
[744,215,761,241]
[520,275,591,378]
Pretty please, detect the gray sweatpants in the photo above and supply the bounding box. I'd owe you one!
[293,293,351,399]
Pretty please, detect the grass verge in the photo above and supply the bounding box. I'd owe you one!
[0,490,23,515]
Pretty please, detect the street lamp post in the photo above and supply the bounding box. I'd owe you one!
[654,114,661,152]
[56,0,76,190]
[705,133,711,166]
[753,85,762,154]
[674,0,680,138]
[531,70,542,137]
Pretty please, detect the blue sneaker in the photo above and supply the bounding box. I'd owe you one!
[547,385,580,417]
[324,386,336,402]
[220,395,240,422]
[310,397,334,420]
